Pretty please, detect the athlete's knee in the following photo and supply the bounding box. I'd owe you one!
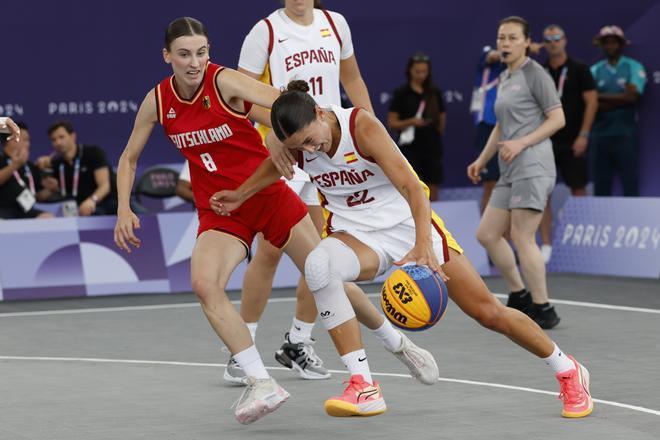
[305,246,332,292]
[474,301,507,332]
[191,276,224,306]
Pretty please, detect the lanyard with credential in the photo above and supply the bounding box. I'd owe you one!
[60,145,82,199]
[7,159,36,195]
[556,66,568,99]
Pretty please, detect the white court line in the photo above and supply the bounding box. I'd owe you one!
[1,355,658,417]
[1,292,660,318]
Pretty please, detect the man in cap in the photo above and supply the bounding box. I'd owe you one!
[590,25,646,196]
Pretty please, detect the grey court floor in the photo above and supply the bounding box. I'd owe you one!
[1,274,659,440]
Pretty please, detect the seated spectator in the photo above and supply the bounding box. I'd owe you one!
[387,52,446,201]
[175,160,194,205]
[37,121,117,216]
[0,122,54,219]
[590,25,646,196]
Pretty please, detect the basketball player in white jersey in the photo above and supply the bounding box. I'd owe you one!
[229,0,375,383]
[210,81,594,419]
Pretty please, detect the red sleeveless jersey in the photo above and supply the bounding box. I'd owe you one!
[155,62,275,210]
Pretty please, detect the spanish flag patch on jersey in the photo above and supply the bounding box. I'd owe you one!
[344,152,358,164]
[320,28,332,38]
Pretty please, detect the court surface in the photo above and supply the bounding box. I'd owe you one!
[1,274,659,440]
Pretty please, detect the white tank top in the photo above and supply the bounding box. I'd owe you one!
[263,9,344,107]
[300,105,416,232]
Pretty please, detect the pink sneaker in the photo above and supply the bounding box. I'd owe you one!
[324,375,387,417]
[556,356,593,418]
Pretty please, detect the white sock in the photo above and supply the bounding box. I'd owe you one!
[288,318,314,344]
[233,345,269,380]
[542,343,575,374]
[373,317,403,352]
[341,349,373,385]
[246,322,258,343]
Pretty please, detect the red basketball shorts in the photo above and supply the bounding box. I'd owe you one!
[197,181,307,252]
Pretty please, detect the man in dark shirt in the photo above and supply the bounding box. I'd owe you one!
[539,24,598,263]
[0,122,54,219]
[37,121,117,216]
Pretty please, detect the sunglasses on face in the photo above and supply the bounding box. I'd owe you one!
[544,34,564,43]
[412,54,430,61]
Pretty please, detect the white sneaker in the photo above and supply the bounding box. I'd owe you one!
[541,245,553,264]
[386,331,439,385]
[232,376,290,425]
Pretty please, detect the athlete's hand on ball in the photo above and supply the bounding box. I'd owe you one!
[498,138,526,163]
[210,190,243,216]
[265,131,296,179]
[467,159,484,184]
[114,209,141,253]
[394,241,449,282]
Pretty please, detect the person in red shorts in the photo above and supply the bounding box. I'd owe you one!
[113,17,318,425]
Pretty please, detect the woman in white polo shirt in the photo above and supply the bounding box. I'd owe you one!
[468,16,565,329]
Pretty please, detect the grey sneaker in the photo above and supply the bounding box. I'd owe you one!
[223,355,247,385]
[275,332,331,380]
[386,331,439,385]
[232,376,290,425]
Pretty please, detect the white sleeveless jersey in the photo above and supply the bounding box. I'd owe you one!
[300,105,418,232]
[260,9,347,106]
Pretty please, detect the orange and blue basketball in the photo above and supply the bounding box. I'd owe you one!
[380,264,448,331]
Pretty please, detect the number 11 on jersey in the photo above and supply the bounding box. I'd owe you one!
[200,152,218,172]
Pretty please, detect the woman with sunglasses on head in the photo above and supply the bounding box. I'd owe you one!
[468,16,565,330]
[212,79,593,419]
[387,52,446,201]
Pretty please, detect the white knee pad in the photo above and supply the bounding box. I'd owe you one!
[304,237,360,291]
[304,238,361,330]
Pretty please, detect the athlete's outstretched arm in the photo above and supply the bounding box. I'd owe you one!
[354,110,446,279]
[114,90,158,252]
[209,157,283,215]
[216,68,280,112]
[237,67,273,128]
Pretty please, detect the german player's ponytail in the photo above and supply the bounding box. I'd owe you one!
[271,80,317,141]
[164,17,208,51]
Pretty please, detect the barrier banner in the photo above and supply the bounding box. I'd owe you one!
[549,197,660,278]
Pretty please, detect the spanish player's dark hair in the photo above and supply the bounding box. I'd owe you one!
[271,80,318,141]
[498,16,531,55]
[164,17,208,51]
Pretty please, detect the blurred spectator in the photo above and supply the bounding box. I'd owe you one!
[0,122,54,219]
[37,121,117,216]
[176,160,194,205]
[388,52,446,201]
[539,24,598,262]
[590,25,647,196]
[0,117,21,141]
[470,46,505,212]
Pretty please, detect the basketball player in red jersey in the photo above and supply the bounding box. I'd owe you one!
[115,17,439,423]
[112,17,318,425]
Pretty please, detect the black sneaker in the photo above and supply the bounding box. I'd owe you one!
[506,289,532,314]
[529,303,561,329]
[274,333,331,380]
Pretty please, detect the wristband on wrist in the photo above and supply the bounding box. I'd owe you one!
[91,194,99,203]
[579,131,590,138]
